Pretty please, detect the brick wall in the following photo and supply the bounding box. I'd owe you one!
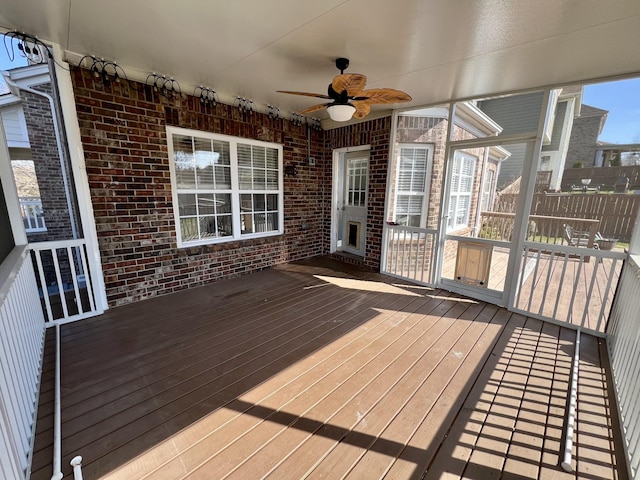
[22,84,77,243]
[71,68,326,306]
[566,114,602,168]
[395,114,490,267]
[327,117,392,270]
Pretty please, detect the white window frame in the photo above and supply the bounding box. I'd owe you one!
[481,168,495,211]
[393,144,433,227]
[167,126,284,247]
[448,151,476,231]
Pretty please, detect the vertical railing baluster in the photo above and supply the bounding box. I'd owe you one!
[51,248,69,320]
[34,249,54,323]
[77,242,95,312]
[67,246,83,316]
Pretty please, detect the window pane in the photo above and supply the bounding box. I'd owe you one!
[238,167,252,189]
[194,137,214,188]
[241,212,254,234]
[180,217,199,241]
[266,194,278,210]
[252,146,266,168]
[173,134,196,188]
[266,170,278,190]
[253,169,266,190]
[198,194,215,215]
[237,144,251,167]
[199,216,216,238]
[218,215,233,237]
[266,149,278,169]
[253,194,265,211]
[267,212,278,231]
[214,165,231,189]
[213,140,230,165]
[178,194,196,216]
[255,213,266,232]
[215,194,232,214]
[240,194,252,211]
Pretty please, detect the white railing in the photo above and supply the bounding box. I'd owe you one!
[0,246,46,480]
[382,225,438,285]
[30,239,98,324]
[607,254,640,480]
[19,197,46,233]
[514,242,625,335]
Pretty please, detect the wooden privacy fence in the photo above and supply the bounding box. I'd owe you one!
[496,193,640,241]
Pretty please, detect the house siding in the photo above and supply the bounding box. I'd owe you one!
[71,67,330,306]
[478,92,544,188]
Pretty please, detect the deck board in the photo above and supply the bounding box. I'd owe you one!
[31,257,627,480]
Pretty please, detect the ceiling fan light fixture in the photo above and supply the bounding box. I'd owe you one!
[327,104,356,122]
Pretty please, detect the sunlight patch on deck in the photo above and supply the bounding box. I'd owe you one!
[313,275,423,296]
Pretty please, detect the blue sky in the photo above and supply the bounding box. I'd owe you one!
[0,40,28,70]
[583,78,640,144]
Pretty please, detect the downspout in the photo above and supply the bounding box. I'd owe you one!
[51,324,62,480]
[1,73,79,241]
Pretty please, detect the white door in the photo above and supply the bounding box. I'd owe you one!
[340,151,368,256]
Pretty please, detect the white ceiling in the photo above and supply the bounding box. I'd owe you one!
[1,0,640,121]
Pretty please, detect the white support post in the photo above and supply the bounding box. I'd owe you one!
[70,456,83,480]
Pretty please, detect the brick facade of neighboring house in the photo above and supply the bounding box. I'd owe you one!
[21,84,78,243]
[394,113,498,267]
[73,67,385,306]
[565,104,608,168]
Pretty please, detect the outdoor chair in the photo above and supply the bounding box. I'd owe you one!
[564,224,600,249]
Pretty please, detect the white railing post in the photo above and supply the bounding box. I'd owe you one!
[70,456,83,480]
[18,197,46,233]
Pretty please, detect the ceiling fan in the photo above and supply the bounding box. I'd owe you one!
[277,58,412,122]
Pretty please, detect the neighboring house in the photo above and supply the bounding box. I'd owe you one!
[389,103,508,232]
[565,103,609,168]
[540,86,583,190]
[479,88,582,192]
[0,65,79,243]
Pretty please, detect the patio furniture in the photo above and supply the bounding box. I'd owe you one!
[564,224,600,249]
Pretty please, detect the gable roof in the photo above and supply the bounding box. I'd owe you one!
[0,78,10,96]
[579,104,609,117]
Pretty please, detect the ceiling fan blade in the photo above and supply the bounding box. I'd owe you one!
[332,74,367,96]
[357,88,412,104]
[277,90,332,99]
[299,103,328,114]
[352,102,371,119]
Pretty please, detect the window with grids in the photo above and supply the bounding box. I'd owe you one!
[448,152,476,231]
[168,127,283,246]
[394,146,431,227]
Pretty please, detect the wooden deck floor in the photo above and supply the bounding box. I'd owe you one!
[31,257,627,479]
